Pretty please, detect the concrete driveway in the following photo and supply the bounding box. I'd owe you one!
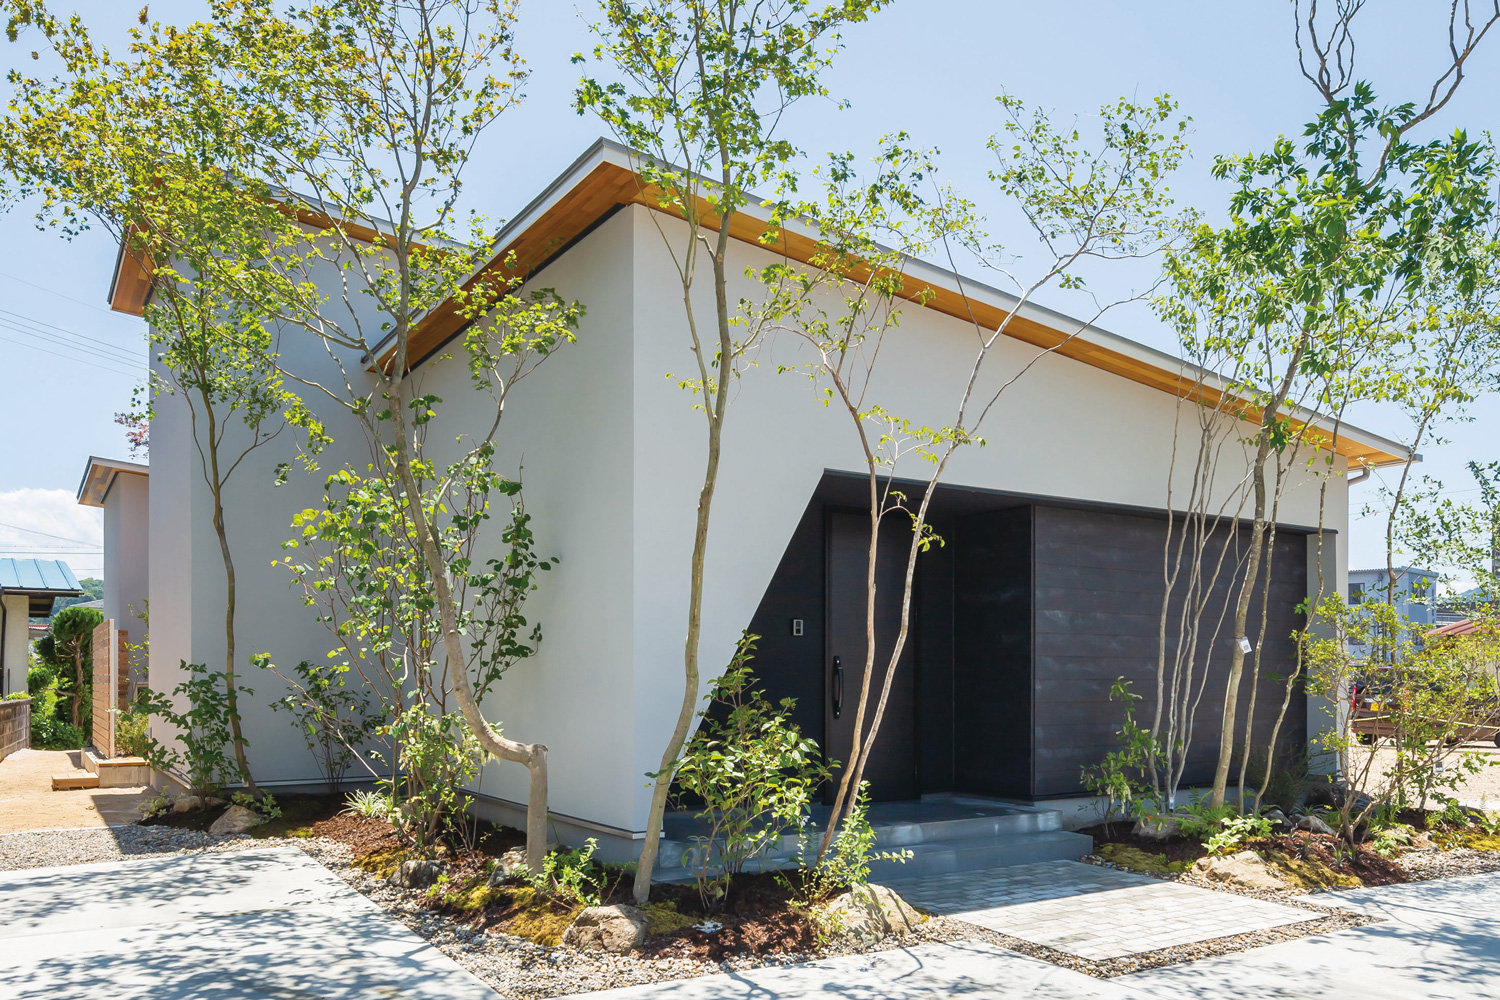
[1120,871,1500,1000]
[0,845,497,1000]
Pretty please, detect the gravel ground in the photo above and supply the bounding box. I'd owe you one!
[0,825,300,870]
[1351,743,1500,810]
[6,823,1494,995]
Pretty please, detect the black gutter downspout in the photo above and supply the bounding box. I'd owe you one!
[1,596,8,698]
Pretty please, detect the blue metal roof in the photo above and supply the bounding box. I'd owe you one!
[0,558,83,594]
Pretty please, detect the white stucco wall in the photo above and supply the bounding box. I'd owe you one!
[1,593,29,697]
[145,199,1355,835]
[103,472,150,647]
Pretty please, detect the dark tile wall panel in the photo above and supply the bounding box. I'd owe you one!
[1030,505,1308,798]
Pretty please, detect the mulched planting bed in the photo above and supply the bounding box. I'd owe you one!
[140,792,346,837]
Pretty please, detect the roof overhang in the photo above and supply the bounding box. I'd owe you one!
[106,138,1411,469]
[371,139,1411,469]
[0,558,83,616]
[77,455,150,508]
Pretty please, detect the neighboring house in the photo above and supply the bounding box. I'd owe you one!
[0,558,83,696]
[103,139,1413,858]
[1347,566,1440,661]
[76,456,150,634]
[1348,566,1439,627]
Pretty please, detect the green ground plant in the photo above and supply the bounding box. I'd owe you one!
[267,659,379,791]
[137,661,247,798]
[669,635,828,909]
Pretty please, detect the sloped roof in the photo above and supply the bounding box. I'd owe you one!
[77,455,149,508]
[108,138,1415,469]
[0,558,83,595]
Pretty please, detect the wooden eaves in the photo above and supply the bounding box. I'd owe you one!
[107,138,1413,470]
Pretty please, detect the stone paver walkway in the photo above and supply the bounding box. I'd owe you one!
[887,860,1316,959]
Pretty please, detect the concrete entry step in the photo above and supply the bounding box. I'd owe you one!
[51,773,100,791]
[868,829,1094,881]
[654,793,1093,883]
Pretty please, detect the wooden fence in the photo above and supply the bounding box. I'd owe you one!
[90,620,131,759]
[0,697,29,761]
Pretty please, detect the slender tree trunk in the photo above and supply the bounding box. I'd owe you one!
[205,443,258,795]
[384,365,550,870]
[1210,338,1306,808]
[633,207,737,906]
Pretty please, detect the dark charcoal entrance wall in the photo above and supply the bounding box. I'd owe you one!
[740,474,1311,802]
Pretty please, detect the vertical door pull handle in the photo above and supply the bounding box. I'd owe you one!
[832,655,843,719]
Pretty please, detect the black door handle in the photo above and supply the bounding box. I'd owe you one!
[832,655,843,719]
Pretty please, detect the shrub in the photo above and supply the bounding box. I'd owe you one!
[265,659,378,790]
[523,838,603,906]
[342,788,393,819]
[114,704,151,758]
[387,707,484,849]
[787,783,911,905]
[32,716,85,750]
[669,634,827,908]
[136,661,245,797]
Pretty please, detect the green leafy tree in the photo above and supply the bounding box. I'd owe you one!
[758,97,1189,851]
[35,605,102,734]
[0,2,321,794]
[576,0,887,905]
[1161,0,1500,809]
[181,0,582,870]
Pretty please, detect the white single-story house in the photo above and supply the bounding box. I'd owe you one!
[0,557,83,696]
[103,139,1411,862]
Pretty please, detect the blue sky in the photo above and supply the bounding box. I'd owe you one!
[1,1,1496,580]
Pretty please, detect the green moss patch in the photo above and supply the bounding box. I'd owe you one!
[429,876,504,915]
[641,901,699,936]
[498,887,584,946]
[1264,853,1361,890]
[353,846,419,880]
[1098,843,1191,874]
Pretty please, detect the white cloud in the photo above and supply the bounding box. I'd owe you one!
[0,488,104,581]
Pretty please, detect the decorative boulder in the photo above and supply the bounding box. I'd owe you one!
[1132,814,1182,840]
[208,804,263,835]
[821,885,924,945]
[388,858,447,889]
[562,905,650,954]
[487,847,531,888]
[172,795,205,814]
[1192,851,1285,892]
[1262,808,1289,830]
[1297,814,1336,836]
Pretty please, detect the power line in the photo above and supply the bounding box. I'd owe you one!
[0,333,142,379]
[0,305,146,357]
[0,522,99,546]
[0,324,142,371]
[0,269,116,315]
[0,313,146,364]
[0,317,144,367]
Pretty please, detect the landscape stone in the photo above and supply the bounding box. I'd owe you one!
[1262,808,1289,829]
[487,847,530,888]
[1192,850,1286,892]
[171,795,204,813]
[1133,815,1182,839]
[821,885,924,945]
[208,804,264,836]
[562,904,650,954]
[388,858,447,889]
[1297,814,1337,836]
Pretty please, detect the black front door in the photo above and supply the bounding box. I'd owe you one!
[825,511,919,802]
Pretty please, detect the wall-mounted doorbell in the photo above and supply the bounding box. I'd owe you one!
[791,618,804,637]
